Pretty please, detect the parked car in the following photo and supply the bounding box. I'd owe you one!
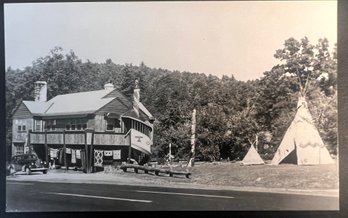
[6,161,13,176]
[8,154,48,175]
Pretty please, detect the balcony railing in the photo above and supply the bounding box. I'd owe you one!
[29,131,130,146]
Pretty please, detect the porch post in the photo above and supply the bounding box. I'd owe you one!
[90,130,95,173]
[128,130,132,163]
[44,130,48,167]
[85,131,90,173]
[28,130,32,154]
[63,130,67,170]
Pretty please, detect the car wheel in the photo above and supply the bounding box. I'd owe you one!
[25,167,31,175]
[43,170,47,174]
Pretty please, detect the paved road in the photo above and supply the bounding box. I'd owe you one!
[6,181,339,211]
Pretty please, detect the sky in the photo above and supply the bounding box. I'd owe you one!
[4,1,337,81]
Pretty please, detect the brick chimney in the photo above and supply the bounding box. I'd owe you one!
[34,81,47,102]
[104,83,114,91]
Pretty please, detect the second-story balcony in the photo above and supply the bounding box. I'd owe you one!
[29,130,130,146]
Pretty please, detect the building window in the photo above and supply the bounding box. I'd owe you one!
[65,119,87,131]
[106,119,116,131]
[46,125,51,131]
[35,120,41,132]
[14,144,24,155]
[17,125,27,132]
[106,124,114,131]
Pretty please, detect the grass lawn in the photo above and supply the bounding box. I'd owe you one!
[104,160,339,190]
[190,161,339,189]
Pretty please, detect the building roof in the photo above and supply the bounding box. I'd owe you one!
[138,102,154,119]
[122,109,149,122]
[23,89,115,116]
[21,88,153,120]
[44,89,116,116]
[23,101,51,115]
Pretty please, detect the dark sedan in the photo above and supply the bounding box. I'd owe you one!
[8,153,48,175]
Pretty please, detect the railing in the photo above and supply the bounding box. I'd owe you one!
[29,131,129,146]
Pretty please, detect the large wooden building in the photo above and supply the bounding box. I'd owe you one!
[12,81,155,173]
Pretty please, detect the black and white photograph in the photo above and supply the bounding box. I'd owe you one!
[3,0,342,213]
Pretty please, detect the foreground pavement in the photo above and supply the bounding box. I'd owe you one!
[6,180,339,211]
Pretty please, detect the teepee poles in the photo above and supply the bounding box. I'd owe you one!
[295,68,304,96]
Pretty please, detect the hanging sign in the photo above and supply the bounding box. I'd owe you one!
[94,149,103,167]
[71,150,76,164]
[76,150,81,159]
[113,150,121,160]
[50,149,58,158]
[66,148,71,154]
[104,150,113,156]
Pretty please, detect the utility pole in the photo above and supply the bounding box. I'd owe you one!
[187,109,196,167]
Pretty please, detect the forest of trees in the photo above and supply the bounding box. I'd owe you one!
[5,37,337,162]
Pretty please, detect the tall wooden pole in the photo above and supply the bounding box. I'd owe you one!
[169,143,172,164]
[255,134,259,152]
[188,109,196,167]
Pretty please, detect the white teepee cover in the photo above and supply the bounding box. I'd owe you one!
[271,97,334,165]
[242,144,265,165]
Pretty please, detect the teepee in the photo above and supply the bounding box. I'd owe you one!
[271,96,334,165]
[241,143,264,165]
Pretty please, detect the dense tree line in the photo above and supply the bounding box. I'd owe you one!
[6,37,337,161]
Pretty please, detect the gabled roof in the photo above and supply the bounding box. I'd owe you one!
[45,89,115,116]
[23,89,116,116]
[20,88,154,121]
[23,101,51,115]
